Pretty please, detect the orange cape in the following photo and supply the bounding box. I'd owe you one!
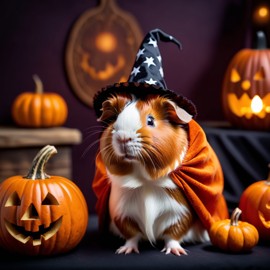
[92,120,228,231]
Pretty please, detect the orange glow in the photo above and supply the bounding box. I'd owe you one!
[241,80,251,90]
[95,32,117,53]
[230,68,241,83]
[258,7,268,18]
[253,5,270,24]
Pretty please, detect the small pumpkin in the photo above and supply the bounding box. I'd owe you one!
[222,31,270,130]
[239,165,270,241]
[209,208,259,252]
[12,75,68,127]
[0,145,88,256]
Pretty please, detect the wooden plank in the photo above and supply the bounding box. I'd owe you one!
[0,147,73,182]
[0,127,82,148]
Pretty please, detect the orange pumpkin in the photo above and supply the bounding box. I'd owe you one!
[209,208,259,252]
[0,145,88,256]
[222,31,270,130]
[239,165,270,241]
[12,75,68,127]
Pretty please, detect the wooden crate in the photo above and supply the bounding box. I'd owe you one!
[0,127,82,182]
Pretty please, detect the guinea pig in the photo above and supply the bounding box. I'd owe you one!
[97,93,209,256]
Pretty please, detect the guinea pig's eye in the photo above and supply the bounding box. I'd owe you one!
[147,115,155,127]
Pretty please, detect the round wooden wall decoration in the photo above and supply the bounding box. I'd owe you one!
[65,0,143,107]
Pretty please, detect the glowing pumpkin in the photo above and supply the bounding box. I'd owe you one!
[222,31,270,130]
[0,145,88,256]
[239,165,270,241]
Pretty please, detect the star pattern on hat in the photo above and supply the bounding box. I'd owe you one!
[136,48,145,60]
[144,56,156,67]
[148,37,157,47]
[131,66,140,77]
[159,67,164,78]
[145,78,157,85]
[128,29,181,88]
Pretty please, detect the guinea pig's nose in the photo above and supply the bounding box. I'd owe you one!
[117,137,132,144]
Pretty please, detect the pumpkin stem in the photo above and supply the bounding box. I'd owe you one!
[230,207,242,226]
[33,74,44,94]
[25,145,57,180]
[255,31,267,50]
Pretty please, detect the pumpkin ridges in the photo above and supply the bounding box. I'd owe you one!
[54,180,74,249]
[49,94,61,126]
[214,224,230,250]
[227,208,244,252]
[29,95,42,127]
[227,226,244,252]
[59,180,87,229]
[241,225,259,250]
[14,93,32,126]
[41,95,54,126]
[51,94,68,126]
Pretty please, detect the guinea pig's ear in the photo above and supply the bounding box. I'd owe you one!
[97,94,131,123]
[163,100,193,124]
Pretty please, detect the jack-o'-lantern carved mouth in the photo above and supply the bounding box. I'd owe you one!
[228,93,270,118]
[4,217,62,246]
[259,202,270,229]
[259,211,270,229]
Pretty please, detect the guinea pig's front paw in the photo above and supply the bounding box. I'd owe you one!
[161,239,188,256]
[115,237,140,255]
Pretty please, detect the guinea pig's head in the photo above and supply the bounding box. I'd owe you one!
[98,94,193,178]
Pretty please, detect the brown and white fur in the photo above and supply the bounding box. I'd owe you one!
[98,94,209,256]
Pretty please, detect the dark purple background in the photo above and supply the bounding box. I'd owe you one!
[0,0,259,212]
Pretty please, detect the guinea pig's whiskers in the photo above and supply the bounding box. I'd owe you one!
[80,127,105,158]
[81,138,101,158]
[140,146,158,172]
[100,145,115,166]
[141,139,167,171]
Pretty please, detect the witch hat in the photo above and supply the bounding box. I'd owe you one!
[93,29,197,118]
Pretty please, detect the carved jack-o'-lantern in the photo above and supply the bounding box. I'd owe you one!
[239,165,270,241]
[222,31,270,130]
[0,145,88,256]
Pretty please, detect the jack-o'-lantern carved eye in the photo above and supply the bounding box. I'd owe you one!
[5,192,21,207]
[254,67,266,81]
[230,68,241,83]
[42,193,59,206]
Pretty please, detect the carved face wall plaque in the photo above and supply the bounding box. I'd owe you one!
[65,0,142,107]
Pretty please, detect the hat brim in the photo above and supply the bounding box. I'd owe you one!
[93,82,197,119]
